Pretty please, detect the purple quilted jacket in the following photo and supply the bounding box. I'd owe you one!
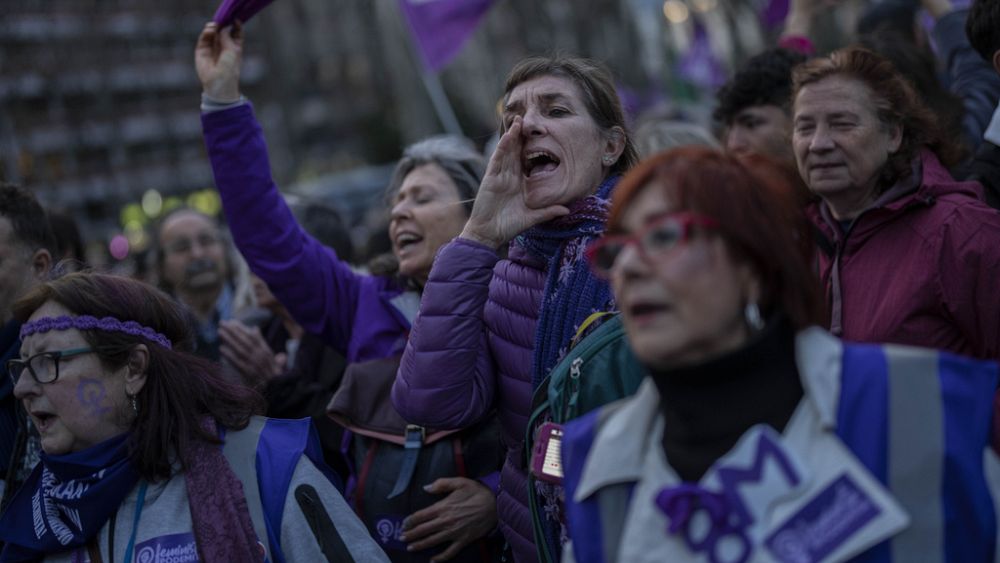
[393,238,547,563]
[202,104,411,362]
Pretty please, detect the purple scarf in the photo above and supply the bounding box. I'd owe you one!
[184,419,264,562]
[517,175,618,389]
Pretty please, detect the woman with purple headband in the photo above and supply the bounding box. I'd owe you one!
[0,272,387,562]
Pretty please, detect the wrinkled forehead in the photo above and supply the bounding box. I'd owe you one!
[20,301,83,354]
[159,211,219,242]
[615,179,683,233]
[503,74,587,115]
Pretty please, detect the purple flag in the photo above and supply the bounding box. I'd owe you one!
[760,0,789,29]
[676,22,726,90]
[213,0,276,28]
[399,0,496,72]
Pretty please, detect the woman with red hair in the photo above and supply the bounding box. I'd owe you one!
[559,147,1000,563]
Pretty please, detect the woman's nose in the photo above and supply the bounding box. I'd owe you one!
[13,372,38,400]
[520,108,545,136]
[613,242,649,278]
[809,125,835,152]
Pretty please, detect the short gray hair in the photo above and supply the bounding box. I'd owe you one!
[386,135,486,213]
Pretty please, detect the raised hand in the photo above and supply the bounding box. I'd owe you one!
[460,116,569,249]
[219,319,285,389]
[194,21,244,102]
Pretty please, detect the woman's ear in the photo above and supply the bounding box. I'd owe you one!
[602,126,627,166]
[124,344,149,396]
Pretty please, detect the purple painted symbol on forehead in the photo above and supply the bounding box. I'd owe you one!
[20,315,173,349]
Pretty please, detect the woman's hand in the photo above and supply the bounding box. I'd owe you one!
[219,320,286,388]
[400,477,497,562]
[460,116,569,249]
[195,21,244,102]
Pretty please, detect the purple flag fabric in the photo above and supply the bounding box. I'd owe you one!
[399,0,496,72]
[676,22,726,90]
[760,0,789,29]
[213,0,276,28]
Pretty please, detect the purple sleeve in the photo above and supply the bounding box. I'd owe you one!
[477,471,500,495]
[201,104,366,356]
[392,238,499,429]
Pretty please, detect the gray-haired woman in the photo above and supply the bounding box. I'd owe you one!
[196,22,500,562]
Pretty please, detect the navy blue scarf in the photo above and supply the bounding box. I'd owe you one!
[0,433,139,562]
[517,175,618,389]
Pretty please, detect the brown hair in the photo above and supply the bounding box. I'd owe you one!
[792,46,965,192]
[13,272,263,482]
[503,56,640,177]
[607,147,825,331]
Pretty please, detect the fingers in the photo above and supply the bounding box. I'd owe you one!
[402,503,440,534]
[524,204,570,225]
[219,21,244,52]
[195,22,220,61]
[486,116,523,179]
[422,477,466,495]
[406,529,454,553]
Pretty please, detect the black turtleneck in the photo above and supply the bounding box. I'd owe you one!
[651,317,803,483]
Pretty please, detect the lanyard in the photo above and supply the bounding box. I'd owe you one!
[121,481,148,563]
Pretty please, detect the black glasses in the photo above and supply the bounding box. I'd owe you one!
[585,212,720,278]
[8,347,97,386]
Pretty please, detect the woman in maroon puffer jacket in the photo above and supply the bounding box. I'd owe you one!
[392,57,639,562]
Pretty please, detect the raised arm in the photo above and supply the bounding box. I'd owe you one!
[195,22,375,355]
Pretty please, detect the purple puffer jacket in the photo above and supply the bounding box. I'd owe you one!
[393,238,547,562]
[202,103,411,362]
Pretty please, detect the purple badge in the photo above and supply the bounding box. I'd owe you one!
[134,532,199,563]
[765,474,880,563]
[373,514,408,551]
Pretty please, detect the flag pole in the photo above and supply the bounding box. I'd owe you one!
[396,1,464,136]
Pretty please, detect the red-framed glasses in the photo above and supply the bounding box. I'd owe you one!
[586,212,720,278]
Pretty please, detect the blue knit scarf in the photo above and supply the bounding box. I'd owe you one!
[517,175,618,389]
[0,433,139,562]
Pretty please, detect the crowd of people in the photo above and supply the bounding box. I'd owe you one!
[1,0,1000,561]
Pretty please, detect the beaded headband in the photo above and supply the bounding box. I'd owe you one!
[20,315,173,350]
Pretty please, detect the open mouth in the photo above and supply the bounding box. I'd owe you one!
[629,303,669,318]
[523,150,561,178]
[30,411,56,432]
[395,232,423,252]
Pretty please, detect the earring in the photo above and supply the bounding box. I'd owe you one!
[744,302,764,332]
[128,392,138,416]
[602,155,614,166]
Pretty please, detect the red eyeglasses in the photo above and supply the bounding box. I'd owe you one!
[586,212,719,278]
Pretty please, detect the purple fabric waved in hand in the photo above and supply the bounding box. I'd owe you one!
[399,0,496,72]
[213,0,276,28]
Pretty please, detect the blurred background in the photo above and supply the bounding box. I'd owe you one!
[0,0,873,272]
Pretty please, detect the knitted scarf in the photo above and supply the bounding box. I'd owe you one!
[0,421,262,563]
[184,419,264,562]
[517,175,618,389]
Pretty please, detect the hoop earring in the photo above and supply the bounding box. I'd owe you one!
[744,302,764,332]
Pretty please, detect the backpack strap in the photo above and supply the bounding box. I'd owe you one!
[222,416,272,561]
[387,425,425,499]
[571,311,615,349]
